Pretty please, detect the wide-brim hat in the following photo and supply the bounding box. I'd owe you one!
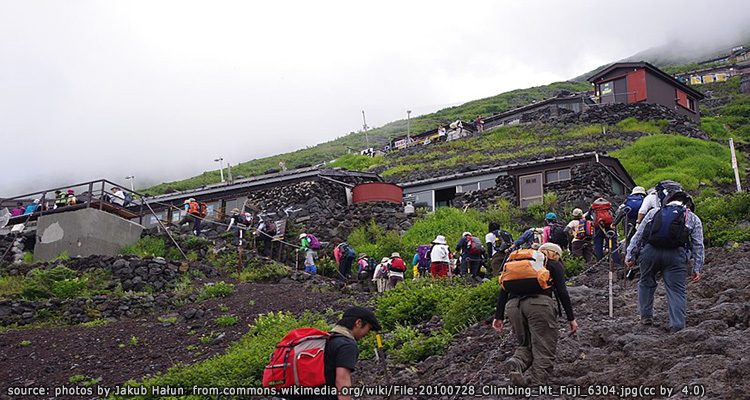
[381,257,390,263]
[359,253,367,259]
[299,233,308,239]
[572,208,583,217]
[183,199,191,204]
[231,208,240,214]
[432,235,447,244]
[391,252,401,258]
[631,186,647,196]
[462,231,471,237]
[539,243,563,257]
[342,306,381,331]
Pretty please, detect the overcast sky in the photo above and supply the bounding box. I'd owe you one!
[2,0,749,197]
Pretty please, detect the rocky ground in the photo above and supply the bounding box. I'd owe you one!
[354,243,750,399]
[1,240,748,399]
[0,281,357,400]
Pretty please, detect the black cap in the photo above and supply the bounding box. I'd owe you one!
[343,306,381,331]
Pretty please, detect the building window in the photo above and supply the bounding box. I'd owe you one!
[688,98,696,111]
[546,169,571,184]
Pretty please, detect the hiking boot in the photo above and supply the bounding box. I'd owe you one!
[640,316,653,326]
[506,358,527,386]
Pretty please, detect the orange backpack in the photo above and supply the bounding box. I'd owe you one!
[499,249,551,294]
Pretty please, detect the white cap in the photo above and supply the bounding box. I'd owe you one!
[462,232,471,237]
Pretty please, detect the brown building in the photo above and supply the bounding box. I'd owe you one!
[588,62,705,122]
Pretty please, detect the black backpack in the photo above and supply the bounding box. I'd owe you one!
[493,230,514,253]
[548,224,570,248]
[645,205,690,248]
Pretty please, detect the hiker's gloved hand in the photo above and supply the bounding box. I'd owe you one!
[492,318,504,333]
[691,271,701,283]
[569,320,578,335]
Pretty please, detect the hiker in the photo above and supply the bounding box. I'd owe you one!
[54,190,67,209]
[510,227,542,251]
[456,232,484,279]
[256,217,276,257]
[356,254,370,281]
[372,257,389,293]
[429,235,451,278]
[23,199,41,215]
[268,306,381,400]
[487,223,514,277]
[335,242,356,281]
[66,189,78,206]
[475,115,485,133]
[10,202,25,217]
[413,244,432,279]
[565,208,594,263]
[299,233,318,274]
[387,252,406,289]
[541,212,570,249]
[613,186,647,241]
[493,243,577,386]
[177,198,203,235]
[226,208,248,245]
[589,198,621,264]
[637,180,683,224]
[110,187,126,206]
[625,190,704,333]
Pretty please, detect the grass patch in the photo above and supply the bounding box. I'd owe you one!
[121,236,166,258]
[329,153,384,171]
[612,134,743,191]
[695,191,750,246]
[214,315,239,327]
[79,319,110,328]
[158,316,178,324]
[197,281,235,301]
[615,117,667,135]
[239,259,289,282]
[0,275,26,299]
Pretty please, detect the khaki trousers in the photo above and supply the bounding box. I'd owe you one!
[506,295,559,385]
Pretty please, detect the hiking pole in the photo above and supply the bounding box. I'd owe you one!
[237,229,244,280]
[375,334,392,400]
[607,230,615,318]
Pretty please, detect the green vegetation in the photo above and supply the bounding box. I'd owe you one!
[69,374,101,387]
[214,314,239,327]
[197,281,235,301]
[158,316,178,324]
[695,191,750,246]
[386,326,453,364]
[79,319,110,328]
[239,259,289,282]
[700,94,750,143]
[130,335,139,346]
[20,340,31,347]
[121,236,166,258]
[22,252,34,263]
[11,266,112,300]
[612,134,742,191]
[115,312,328,397]
[329,153,383,171]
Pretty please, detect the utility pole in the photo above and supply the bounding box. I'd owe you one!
[361,110,370,148]
[729,138,743,192]
[407,109,412,142]
[214,158,225,183]
[227,162,233,183]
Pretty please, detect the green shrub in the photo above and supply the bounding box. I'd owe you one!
[79,319,110,328]
[388,325,452,364]
[562,255,587,278]
[695,191,750,246]
[442,280,500,333]
[239,260,289,282]
[0,275,25,299]
[121,236,166,258]
[375,279,461,330]
[158,316,178,324]
[615,117,667,135]
[22,252,34,264]
[197,281,235,301]
[401,208,485,257]
[214,315,239,327]
[347,220,404,263]
[21,266,78,299]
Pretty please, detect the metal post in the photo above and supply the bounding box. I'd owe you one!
[215,158,225,183]
[729,138,743,192]
[608,234,614,318]
[237,229,243,280]
[362,110,370,149]
[406,110,412,142]
[87,183,93,208]
[100,181,105,210]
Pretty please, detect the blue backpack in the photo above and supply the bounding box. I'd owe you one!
[624,194,644,221]
[645,205,690,248]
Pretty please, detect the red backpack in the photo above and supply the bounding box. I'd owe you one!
[262,328,329,388]
[198,202,208,218]
[591,202,613,229]
[468,236,484,256]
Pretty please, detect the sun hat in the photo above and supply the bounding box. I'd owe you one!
[462,231,472,237]
[432,235,447,244]
[539,242,563,258]
[572,208,583,217]
[631,186,647,196]
[391,252,401,258]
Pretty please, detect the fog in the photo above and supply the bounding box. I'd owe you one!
[1,0,749,196]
